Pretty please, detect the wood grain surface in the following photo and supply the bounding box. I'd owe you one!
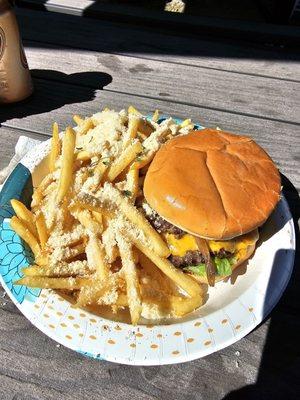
[0,7,299,400]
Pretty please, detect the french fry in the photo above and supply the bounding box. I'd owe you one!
[77,118,94,135]
[57,126,76,202]
[139,252,174,295]
[129,234,201,298]
[49,122,61,173]
[168,294,203,316]
[123,115,140,148]
[72,209,103,235]
[126,165,139,202]
[106,141,143,182]
[116,234,141,325]
[85,234,109,280]
[180,118,192,128]
[92,211,103,227]
[35,212,48,248]
[22,260,91,277]
[15,276,90,290]
[31,174,54,209]
[73,114,83,125]
[10,216,40,257]
[137,119,153,137]
[76,150,91,162]
[10,199,37,238]
[152,109,159,122]
[128,105,141,115]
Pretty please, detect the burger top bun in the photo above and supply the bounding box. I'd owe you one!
[144,129,281,240]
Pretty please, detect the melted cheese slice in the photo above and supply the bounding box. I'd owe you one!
[164,233,198,257]
[164,230,257,257]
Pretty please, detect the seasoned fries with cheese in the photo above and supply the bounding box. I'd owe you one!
[11,107,202,325]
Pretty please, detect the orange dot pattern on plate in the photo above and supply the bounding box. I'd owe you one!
[108,339,115,345]
[172,350,180,355]
[60,323,67,328]
[130,343,136,348]
[48,305,54,310]
[56,311,63,316]
[147,325,154,329]
[79,333,84,338]
[114,325,122,331]
[174,331,181,336]
[41,294,46,299]
[194,322,201,327]
[249,307,254,312]
[89,318,97,323]
[157,334,163,338]
[187,338,194,343]
[89,335,97,340]
[43,314,49,318]
[150,344,158,349]
[235,325,241,330]
[208,328,214,333]
[49,324,55,329]
[34,305,39,309]
[221,319,228,324]
[68,316,74,320]
[136,332,143,337]
[80,313,86,317]
[204,341,212,346]
[73,324,80,329]
[65,335,72,340]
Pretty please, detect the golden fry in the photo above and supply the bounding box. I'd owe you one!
[49,122,61,172]
[85,234,109,280]
[57,126,76,202]
[10,216,40,257]
[15,276,90,290]
[77,118,94,135]
[106,141,143,182]
[22,260,90,277]
[73,114,83,125]
[35,212,48,248]
[11,199,37,238]
[123,116,140,148]
[152,109,159,122]
[126,166,139,202]
[76,150,91,162]
[117,234,141,325]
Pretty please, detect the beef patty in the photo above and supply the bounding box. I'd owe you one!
[145,206,233,268]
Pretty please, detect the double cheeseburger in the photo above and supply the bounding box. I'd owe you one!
[143,128,281,286]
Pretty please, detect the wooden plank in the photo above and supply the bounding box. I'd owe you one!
[1,78,299,189]
[16,8,300,82]
[22,43,300,124]
[26,43,300,123]
[17,0,300,46]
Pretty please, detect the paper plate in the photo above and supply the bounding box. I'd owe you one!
[0,122,295,365]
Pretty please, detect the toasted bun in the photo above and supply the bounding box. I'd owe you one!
[144,129,281,240]
[189,242,257,284]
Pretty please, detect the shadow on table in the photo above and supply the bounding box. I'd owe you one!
[0,70,112,124]
[224,174,300,399]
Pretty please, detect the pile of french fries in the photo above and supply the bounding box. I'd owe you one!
[11,106,204,324]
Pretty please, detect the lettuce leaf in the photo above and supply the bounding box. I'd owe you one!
[183,263,206,276]
[214,257,232,276]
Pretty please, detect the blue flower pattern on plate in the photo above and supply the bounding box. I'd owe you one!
[0,220,41,303]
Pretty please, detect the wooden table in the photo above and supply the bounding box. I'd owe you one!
[0,6,299,400]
